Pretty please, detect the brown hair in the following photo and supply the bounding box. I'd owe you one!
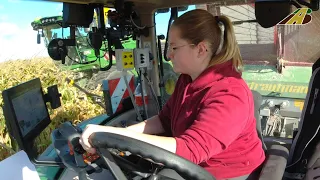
[171,9,243,72]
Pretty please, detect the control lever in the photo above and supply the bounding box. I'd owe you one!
[52,122,100,180]
[59,123,87,168]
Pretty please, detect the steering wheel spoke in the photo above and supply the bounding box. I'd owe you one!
[94,144,158,179]
[97,148,128,180]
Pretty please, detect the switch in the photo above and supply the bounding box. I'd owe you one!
[134,48,150,69]
[140,54,144,60]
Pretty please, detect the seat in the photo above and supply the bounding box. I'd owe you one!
[250,92,290,179]
[251,90,268,151]
[259,145,289,179]
[156,145,289,180]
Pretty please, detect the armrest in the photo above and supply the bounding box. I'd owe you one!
[259,145,289,180]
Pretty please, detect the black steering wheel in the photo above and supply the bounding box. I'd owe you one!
[89,132,216,180]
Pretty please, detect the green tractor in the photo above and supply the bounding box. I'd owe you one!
[31,15,137,89]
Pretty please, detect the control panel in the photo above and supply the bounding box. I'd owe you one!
[115,49,135,71]
[115,48,151,71]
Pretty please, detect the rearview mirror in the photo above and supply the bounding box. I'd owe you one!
[310,0,320,10]
[255,1,291,28]
[255,0,319,28]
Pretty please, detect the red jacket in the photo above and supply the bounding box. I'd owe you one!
[158,61,266,179]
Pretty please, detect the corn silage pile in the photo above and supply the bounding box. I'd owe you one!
[0,57,105,161]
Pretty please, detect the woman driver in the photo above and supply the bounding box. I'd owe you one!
[79,9,266,180]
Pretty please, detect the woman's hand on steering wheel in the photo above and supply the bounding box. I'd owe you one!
[78,124,215,179]
[79,124,116,154]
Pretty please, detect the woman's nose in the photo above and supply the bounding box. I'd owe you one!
[167,51,173,60]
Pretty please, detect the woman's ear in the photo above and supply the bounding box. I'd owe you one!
[197,41,209,58]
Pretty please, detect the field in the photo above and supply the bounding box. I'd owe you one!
[0,57,105,161]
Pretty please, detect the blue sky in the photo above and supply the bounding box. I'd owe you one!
[0,0,194,61]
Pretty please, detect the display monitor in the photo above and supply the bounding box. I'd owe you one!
[2,78,51,148]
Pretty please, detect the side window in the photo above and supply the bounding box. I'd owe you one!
[155,4,316,141]
[154,6,195,105]
[217,5,314,140]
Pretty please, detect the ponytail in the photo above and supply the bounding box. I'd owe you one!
[210,15,243,72]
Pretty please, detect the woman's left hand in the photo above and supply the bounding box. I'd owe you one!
[79,124,116,154]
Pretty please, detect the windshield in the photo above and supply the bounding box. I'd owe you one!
[42,25,89,43]
[42,25,72,46]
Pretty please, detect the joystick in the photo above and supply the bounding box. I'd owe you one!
[52,122,102,180]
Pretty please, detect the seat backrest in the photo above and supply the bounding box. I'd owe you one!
[251,90,267,151]
[287,66,320,173]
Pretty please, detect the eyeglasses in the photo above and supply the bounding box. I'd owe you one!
[167,44,195,53]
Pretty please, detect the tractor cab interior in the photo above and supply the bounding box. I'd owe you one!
[2,0,320,180]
